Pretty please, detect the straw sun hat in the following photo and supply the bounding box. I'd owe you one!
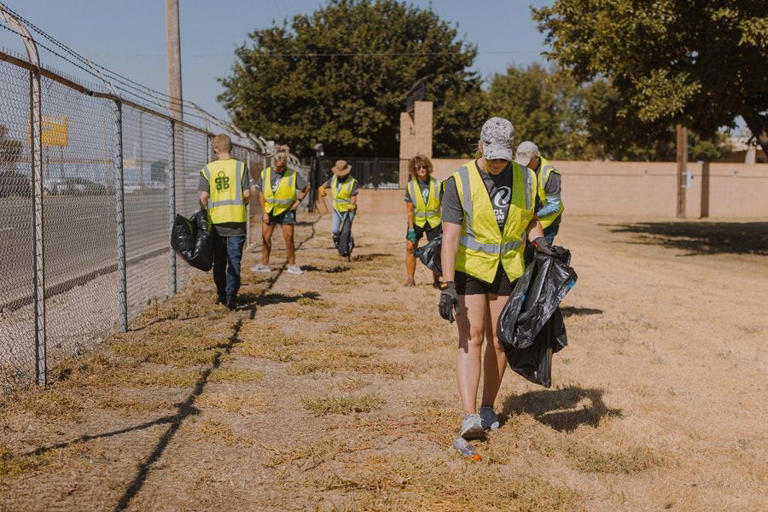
[331,160,352,177]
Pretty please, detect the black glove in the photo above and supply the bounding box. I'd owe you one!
[439,281,460,323]
[532,237,566,257]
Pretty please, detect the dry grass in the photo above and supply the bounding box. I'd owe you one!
[194,418,254,447]
[197,391,266,415]
[0,444,51,477]
[302,395,386,416]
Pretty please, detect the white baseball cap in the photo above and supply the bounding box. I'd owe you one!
[480,117,515,161]
[515,141,539,167]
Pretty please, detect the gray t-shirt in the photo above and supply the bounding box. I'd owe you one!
[404,178,439,204]
[197,160,250,237]
[321,176,359,196]
[442,160,542,229]
[253,166,308,193]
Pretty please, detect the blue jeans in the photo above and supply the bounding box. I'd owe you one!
[331,209,355,234]
[213,235,245,299]
[543,219,560,245]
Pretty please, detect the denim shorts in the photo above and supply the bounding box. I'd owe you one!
[268,210,296,225]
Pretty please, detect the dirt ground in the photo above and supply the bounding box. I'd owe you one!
[1,212,767,511]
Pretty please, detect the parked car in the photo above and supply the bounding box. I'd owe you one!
[44,177,109,195]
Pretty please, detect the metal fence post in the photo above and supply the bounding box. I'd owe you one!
[114,100,128,331]
[168,119,177,295]
[1,7,48,385]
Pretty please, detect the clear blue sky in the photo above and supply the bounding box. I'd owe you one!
[0,0,551,123]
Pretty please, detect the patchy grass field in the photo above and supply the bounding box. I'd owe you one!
[1,213,767,511]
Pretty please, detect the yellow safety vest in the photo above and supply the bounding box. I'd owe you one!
[536,157,564,229]
[409,177,441,228]
[200,159,247,224]
[262,166,298,216]
[331,175,357,213]
[453,160,536,283]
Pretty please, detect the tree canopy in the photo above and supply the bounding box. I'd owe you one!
[533,0,768,157]
[219,0,484,158]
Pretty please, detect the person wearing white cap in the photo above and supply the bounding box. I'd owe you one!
[515,141,563,244]
[437,117,564,440]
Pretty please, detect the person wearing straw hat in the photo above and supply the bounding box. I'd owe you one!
[404,154,442,288]
[438,117,562,440]
[251,146,309,275]
[514,141,564,244]
[318,160,358,257]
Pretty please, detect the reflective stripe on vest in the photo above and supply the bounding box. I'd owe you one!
[201,159,246,224]
[331,175,356,213]
[262,166,298,216]
[409,177,441,228]
[536,157,564,229]
[453,160,536,283]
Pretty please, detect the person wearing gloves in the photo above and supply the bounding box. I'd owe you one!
[515,141,564,244]
[318,160,358,258]
[251,146,309,275]
[404,154,442,288]
[438,117,564,440]
[198,134,251,310]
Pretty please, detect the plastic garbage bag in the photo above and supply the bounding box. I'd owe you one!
[498,248,576,388]
[413,234,442,275]
[337,215,354,257]
[170,210,214,271]
[498,249,577,349]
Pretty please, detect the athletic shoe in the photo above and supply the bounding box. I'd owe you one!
[403,278,416,287]
[226,295,236,311]
[478,406,500,431]
[285,265,303,275]
[215,295,226,305]
[251,263,271,273]
[460,413,484,440]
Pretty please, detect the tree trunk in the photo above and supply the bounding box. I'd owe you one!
[742,112,768,160]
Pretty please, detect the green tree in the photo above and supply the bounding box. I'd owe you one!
[533,1,768,158]
[219,0,484,158]
[487,63,593,160]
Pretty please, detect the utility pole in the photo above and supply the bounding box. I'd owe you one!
[166,0,183,121]
[676,124,687,218]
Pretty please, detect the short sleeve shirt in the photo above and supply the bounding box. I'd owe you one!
[252,167,308,193]
[442,160,542,229]
[321,176,359,196]
[197,159,250,237]
[404,178,440,204]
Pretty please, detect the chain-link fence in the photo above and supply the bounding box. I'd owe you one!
[0,17,264,391]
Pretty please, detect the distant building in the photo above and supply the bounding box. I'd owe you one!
[721,131,767,163]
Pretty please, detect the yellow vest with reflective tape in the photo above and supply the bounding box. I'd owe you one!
[262,166,298,216]
[536,157,564,229]
[201,159,247,224]
[409,177,441,228]
[331,175,357,213]
[453,160,536,283]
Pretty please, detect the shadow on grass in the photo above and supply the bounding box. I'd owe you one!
[353,252,391,262]
[500,386,622,432]
[607,221,768,256]
[239,291,320,307]
[561,306,603,318]
[300,264,350,273]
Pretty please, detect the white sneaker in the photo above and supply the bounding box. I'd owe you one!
[460,413,484,440]
[250,263,271,273]
[285,265,303,275]
[478,406,500,430]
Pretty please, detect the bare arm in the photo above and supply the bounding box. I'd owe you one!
[199,191,209,210]
[526,217,544,241]
[441,221,461,283]
[406,201,415,229]
[259,190,268,222]
[292,184,310,210]
[243,188,251,206]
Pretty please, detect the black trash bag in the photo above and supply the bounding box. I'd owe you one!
[498,249,577,349]
[498,248,577,388]
[171,210,214,271]
[337,215,354,257]
[506,309,567,388]
[413,234,442,275]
